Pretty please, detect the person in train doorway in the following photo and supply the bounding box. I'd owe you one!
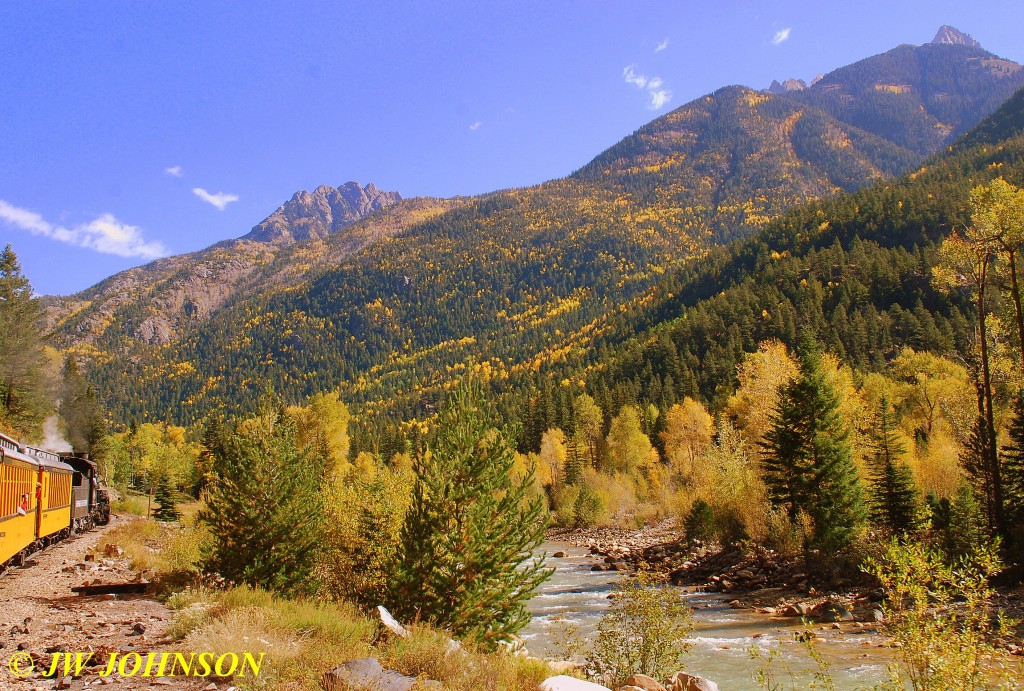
[36,482,42,508]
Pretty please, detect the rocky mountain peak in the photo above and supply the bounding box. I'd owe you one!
[243,181,402,244]
[931,25,981,49]
[765,78,808,95]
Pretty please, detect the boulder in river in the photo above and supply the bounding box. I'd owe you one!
[621,673,666,691]
[538,675,612,691]
[667,671,720,691]
[815,600,854,622]
[782,601,811,617]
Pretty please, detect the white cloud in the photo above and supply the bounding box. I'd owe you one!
[623,64,648,88]
[165,165,182,177]
[469,121,482,131]
[0,200,169,259]
[655,38,669,52]
[192,188,239,211]
[624,64,672,110]
[772,28,791,46]
[648,89,672,110]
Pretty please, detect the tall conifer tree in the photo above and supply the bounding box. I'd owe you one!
[390,375,550,648]
[199,403,324,594]
[760,334,865,556]
[1001,391,1024,529]
[866,398,919,535]
[0,245,48,436]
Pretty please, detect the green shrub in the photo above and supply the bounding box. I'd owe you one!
[552,484,581,527]
[865,539,1020,690]
[684,498,716,543]
[574,485,608,527]
[585,571,693,686]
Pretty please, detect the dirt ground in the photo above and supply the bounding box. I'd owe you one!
[0,516,226,691]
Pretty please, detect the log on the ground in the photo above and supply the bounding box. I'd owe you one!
[71,582,148,595]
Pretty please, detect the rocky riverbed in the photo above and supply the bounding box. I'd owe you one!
[541,522,1024,666]
[524,537,896,690]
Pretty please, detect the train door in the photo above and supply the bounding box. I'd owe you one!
[34,467,43,540]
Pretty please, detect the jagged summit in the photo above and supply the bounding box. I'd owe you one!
[931,25,981,49]
[765,78,808,94]
[243,181,402,244]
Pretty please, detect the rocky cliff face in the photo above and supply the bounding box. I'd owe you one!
[766,78,808,94]
[932,25,981,48]
[242,181,402,244]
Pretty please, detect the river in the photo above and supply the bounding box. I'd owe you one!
[521,541,893,690]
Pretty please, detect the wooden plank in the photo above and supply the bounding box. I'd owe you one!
[71,582,148,595]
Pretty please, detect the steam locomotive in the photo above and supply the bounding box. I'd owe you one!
[0,430,110,570]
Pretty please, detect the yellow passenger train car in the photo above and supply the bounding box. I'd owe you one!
[0,432,75,568]
[27,447,74,542]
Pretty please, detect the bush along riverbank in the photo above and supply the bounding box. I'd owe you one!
[549,521,1024,688]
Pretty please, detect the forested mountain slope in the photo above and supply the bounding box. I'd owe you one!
[43,182,427,348]
[552,86,1024,450]
[49,35,1024,433]
[786,34,1023,155]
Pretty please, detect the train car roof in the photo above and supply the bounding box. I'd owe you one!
[0,433,75,472]
[1,444,41,466]
[24,446,76,472]
[0,432,36,465]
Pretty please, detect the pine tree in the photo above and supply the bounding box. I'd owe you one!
[151,471,179,523]
[59,356,108,464]
[961,415,997,532]
[0,245,49,437]
[1002,392,1024,511]
[1001,391,1024,552]
[199,404,325,594]
[760,335,865,556]
[945,484,988,560]
[866,398,919,535]
[390,376,551,648]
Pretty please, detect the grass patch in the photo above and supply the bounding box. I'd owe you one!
[102,504,208,596]
[167,585,551,690]
[111,492,151,516]
[380,627,553,691]
[177,589,375,690]
[107,515,555,690]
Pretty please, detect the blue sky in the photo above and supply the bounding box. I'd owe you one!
[2,1,1023,296]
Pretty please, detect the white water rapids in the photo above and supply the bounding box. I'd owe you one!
[521,541,893,690]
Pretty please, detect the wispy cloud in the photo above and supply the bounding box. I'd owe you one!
[623,64,648,88]
[649,89,672,109]
[772,28,791,46]
[655,38,669,52]
[469,121,482,131]
[623,64,672,110]
[164,165,182,177]
[192,188,239,211]
[0,200,169,259]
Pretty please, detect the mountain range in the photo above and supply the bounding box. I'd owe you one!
[43,28,1024,432]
